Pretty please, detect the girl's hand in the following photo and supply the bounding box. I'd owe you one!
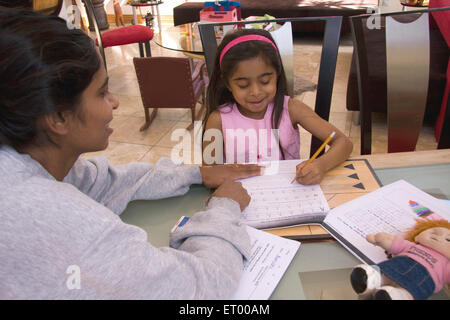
[199,164,264,189]
[294,160,326,185]
[210,180,251,211]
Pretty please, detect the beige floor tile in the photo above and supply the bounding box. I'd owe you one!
[109,114,133,138]
[330,91,349,113]
[110,116,177,146]
[153,108,191,122]
[349,137,361,157]
[82,141,151,165]
[301,91,317,109]
[328,111,352,136]
[114,94,144,117]
[416,125,439,150]
[139,144,202,165]
[139,146,174,164]
[335,52,353,81]
[109,77,141,96]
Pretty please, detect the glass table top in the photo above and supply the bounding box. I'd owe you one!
[120,159,450,300]
[153,23,204,55]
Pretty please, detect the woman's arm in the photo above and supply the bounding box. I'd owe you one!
[76,196,251,299]
[288,98,353,184]
[64,154,262,215]
[64,157,203,214]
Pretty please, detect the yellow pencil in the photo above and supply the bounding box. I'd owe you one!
[291,131,336,183]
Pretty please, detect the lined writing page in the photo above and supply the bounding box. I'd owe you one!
[232,226,300,300]
[237,160,330,229]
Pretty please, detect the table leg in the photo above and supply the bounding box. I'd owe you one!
[154,3,162,34]
[132,6,137,25]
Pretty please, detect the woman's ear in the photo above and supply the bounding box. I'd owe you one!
[43,111,72,136]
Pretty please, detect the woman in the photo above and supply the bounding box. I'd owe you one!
[0,8,262,299]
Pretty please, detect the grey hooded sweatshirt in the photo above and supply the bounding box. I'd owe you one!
[0,145,250,299]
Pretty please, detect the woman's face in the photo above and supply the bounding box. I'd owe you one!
[66,62,119,154]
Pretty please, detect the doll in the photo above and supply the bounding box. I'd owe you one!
[350,218,450,300]
[113,0,125,27]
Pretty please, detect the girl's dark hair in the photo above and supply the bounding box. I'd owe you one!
[0,7,101,148]
[203,28,288,158]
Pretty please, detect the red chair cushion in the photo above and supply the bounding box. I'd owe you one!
[100,25,154,48]
[430,0,450,142]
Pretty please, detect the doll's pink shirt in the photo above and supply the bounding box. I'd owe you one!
[389,236,450,292]
[219,96,300,163]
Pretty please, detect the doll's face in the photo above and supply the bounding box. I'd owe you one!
[414,227,450,259]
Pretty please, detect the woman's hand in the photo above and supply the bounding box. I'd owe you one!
[210,180,251,211]
[199,164,264,189]
[294,160,326,185]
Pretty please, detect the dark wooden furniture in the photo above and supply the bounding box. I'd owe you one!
[133,57,207,131]
[349,7,450,154]
[174,0,378,34]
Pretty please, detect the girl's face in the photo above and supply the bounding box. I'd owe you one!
[66,62,119,154]
[226,55,278,120]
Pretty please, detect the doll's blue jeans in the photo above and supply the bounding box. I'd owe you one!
[378,256,435,300]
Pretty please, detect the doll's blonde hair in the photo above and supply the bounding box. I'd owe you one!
[404,218,450,242]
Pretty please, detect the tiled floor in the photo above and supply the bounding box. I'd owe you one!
[83,22,438,165]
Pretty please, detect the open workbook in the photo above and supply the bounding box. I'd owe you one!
[321,179,450,264]
[236,160,330,229]
[257,158,382,239]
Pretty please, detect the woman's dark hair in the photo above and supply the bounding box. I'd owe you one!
[202,28,288,158]
[0,7,101,148]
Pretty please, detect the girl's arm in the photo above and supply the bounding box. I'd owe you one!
[202,110,223,165]
[288,98,353,185]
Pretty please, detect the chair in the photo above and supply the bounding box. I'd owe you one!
[349,7,450,154]
[82,0,153,70]
[133,57,208,131]
[198,16,342,158]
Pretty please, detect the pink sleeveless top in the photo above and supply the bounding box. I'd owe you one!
[219,96,300,163]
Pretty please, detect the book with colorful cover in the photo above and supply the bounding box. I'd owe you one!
[321,179,450,264]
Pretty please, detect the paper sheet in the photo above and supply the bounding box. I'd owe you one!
[238,160,330,229]
[324,180,450,264]
[232,226,300,300]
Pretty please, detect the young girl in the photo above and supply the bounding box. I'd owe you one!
[202,28,353,185]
